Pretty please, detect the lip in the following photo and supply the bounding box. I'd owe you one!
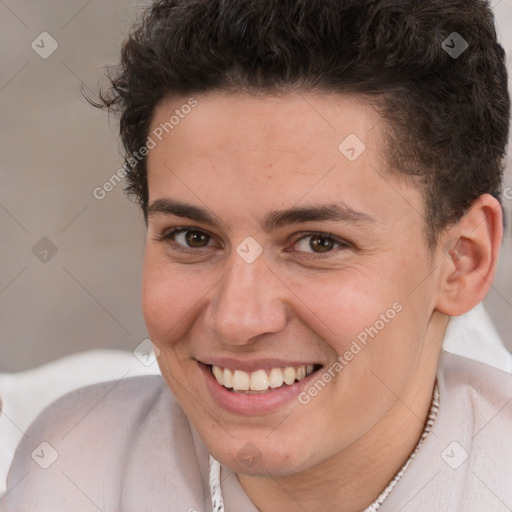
[200,357,323,373]
[198,361,323,415]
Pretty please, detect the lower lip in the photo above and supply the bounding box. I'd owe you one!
[199,362,320,415]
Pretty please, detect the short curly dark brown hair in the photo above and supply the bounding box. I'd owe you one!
[96,0,510,247]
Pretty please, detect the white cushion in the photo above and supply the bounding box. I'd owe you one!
[0,349,160,497]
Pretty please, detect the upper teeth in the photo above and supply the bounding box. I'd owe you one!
[211,364,315,392]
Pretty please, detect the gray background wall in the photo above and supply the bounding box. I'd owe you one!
[1,0,512,372]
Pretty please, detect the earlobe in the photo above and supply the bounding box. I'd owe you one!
[436,194,503,316]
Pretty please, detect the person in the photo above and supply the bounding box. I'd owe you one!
[2,0,511,510]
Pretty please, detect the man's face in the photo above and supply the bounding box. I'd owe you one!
[142,91,445,476]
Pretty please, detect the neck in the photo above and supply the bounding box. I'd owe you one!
[237,316,447,512]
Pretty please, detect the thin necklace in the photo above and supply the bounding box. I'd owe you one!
[209,382,440,512]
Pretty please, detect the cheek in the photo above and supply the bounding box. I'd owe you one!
[141,252,205,343]
[292,263,424,363]
[289,270,392,346]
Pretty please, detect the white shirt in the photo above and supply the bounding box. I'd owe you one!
[2,350,512,511]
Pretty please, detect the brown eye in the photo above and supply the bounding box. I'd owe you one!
[309,234,336,252]
[292,232,350,255]
[161,228,213,250]
[184,230,210,248]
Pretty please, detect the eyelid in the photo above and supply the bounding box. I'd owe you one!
[288,231,353,254]
[160,226,208,238]
[158,226,352,256]
[158,226,218,250]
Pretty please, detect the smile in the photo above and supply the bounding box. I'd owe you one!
[210,364,317,393]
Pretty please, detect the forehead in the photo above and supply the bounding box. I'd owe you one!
[146,90,424,232]
[148,90,383,164]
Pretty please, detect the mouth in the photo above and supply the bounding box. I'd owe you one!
[197,358,326,414]
[209,363,321,394]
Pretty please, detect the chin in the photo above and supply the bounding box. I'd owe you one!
[212,441,317,478]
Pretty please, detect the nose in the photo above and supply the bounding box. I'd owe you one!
[204,252,288,346]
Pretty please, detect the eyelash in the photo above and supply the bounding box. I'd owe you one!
[157,227,352,257]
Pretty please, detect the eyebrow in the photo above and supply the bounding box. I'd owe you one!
[147,198,376,232]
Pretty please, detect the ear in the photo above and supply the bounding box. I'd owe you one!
[435,194,503,316]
